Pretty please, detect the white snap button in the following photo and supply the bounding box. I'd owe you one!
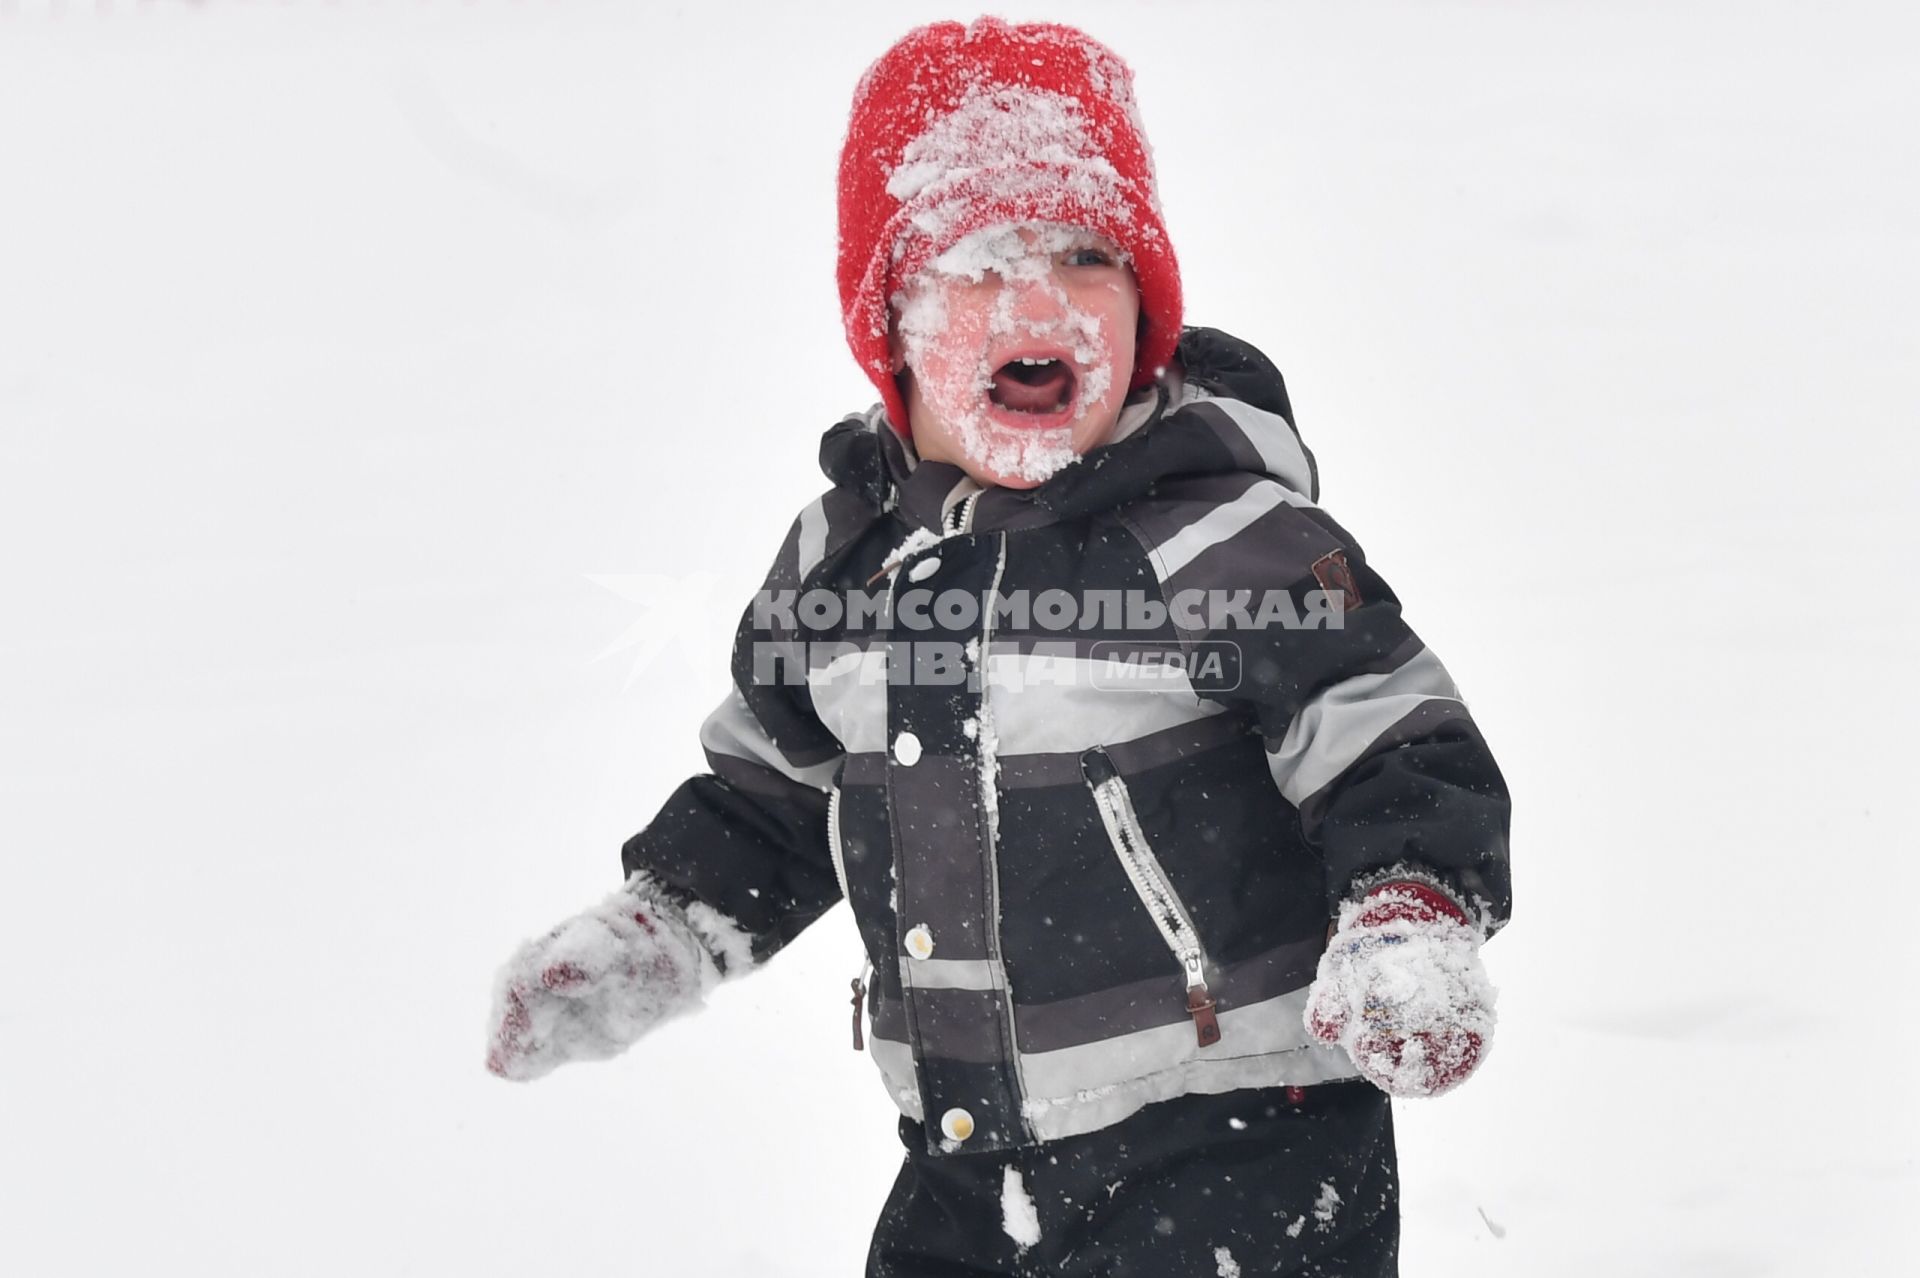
[940,1107,975,1142]
[893,731,922,766]
[904,926,935,960]
[908,556,941,582]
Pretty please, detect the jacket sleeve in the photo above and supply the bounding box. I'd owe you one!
[619,506,848,970]
[1183,491,1513,932]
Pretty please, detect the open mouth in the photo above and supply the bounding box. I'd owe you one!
[987,355,1077,417]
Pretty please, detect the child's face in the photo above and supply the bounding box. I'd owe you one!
[890,224,1141,489]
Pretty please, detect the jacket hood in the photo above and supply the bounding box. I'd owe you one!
[819,328,1319,533]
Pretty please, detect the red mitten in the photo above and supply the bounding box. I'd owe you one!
[485,876,737,1082]
[1303,879,1495,1097]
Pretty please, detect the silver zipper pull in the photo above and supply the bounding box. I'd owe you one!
[1183,954,1221,1048]
[1085,745,1224,1049]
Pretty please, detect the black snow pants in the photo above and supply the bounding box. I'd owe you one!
[867,1081,1398,1277]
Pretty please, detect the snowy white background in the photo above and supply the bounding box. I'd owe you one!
[3,1,1916,1273]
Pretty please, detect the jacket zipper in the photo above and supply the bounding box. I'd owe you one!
[827,781,850,903]
[863,490,982,586]
[949,488,981,534]
[976,530,1033,1132]
[1080,746,1222,1047]
[829,782,872,1051]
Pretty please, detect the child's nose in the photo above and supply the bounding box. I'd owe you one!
[1002,271,1068,327]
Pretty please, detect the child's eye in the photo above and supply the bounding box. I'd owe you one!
[1063,247,1115,268]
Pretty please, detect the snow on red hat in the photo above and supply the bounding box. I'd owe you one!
[837,18,1183,437]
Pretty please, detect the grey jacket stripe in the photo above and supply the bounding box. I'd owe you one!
[984,649,1227,755]
[1190,397,1316,497]
[1022,1038,1359,1144]
[807,648,889,754]
[1295,697,1482,829]
[1119,470,1263,543]
[1016,985,1344,1099]
[1148,479,1292,579]
[805,635,1203,662]
[795,496,829,581]
[879,1023,1360,1144]
[900,957,1000,990]
[697,688,840,792]
[820,649,1229,760]
[1265,644,1463,806]
[866,996,1357,1138]
[1161,497,1342,608]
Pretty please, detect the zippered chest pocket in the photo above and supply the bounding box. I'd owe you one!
[827,781,850,903]
[1080,747,1222,1048]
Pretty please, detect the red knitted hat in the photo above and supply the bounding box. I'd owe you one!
[837,18,1183,437]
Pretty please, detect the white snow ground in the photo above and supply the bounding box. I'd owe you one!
[2,2,1916,1274]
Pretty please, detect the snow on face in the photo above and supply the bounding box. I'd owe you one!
[892,222,1139,488]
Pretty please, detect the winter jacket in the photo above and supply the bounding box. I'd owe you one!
[622,328,1512,1157]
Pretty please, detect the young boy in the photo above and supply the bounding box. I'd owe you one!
[487,19,1511,1276]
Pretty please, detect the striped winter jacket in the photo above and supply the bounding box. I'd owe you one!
[623,328,1512,1157]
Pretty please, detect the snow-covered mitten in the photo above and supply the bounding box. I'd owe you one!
[485,875,736,1082]
[1303,879,1495,1097]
